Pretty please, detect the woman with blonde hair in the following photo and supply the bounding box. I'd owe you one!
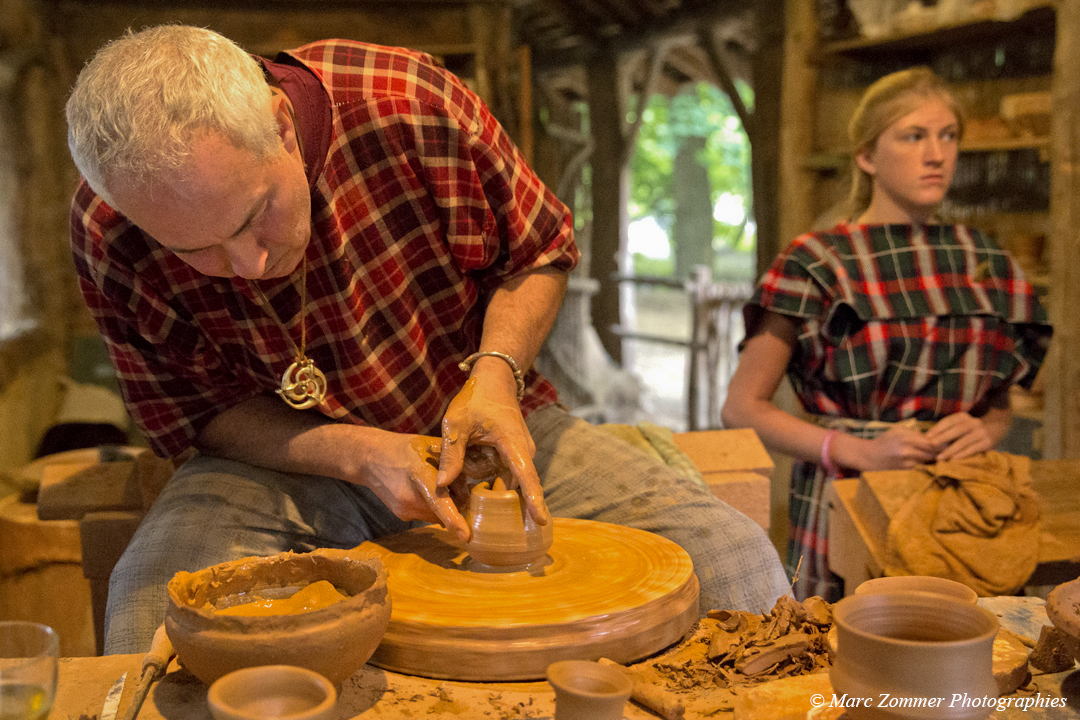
[722,67,1052,601]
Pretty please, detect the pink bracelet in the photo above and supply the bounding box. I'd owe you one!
[820,430,840,478]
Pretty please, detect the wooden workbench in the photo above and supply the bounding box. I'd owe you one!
[828,458,1080,592]
[50,597,1078,720]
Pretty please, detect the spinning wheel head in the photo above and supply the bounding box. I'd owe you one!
[365,518,700,681]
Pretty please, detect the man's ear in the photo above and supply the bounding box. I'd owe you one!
[854,148,875,176]
[270,90,299,154]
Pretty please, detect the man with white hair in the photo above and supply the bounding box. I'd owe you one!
[66,24,788,653]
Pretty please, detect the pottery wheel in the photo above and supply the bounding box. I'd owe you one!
[361,517,699,681]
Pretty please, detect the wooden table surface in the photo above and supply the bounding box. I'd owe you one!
[50,597,1077,720]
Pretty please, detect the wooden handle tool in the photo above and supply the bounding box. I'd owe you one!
[119,624,176,720]
[599,657,685,720]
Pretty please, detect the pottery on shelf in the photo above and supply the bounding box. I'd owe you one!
[547,659,632,720]
[165,547,391,685]
[208,665,336,720]
[465,479,552,568]
[830,592,999,720]
[1046,577,1080,665]
[854,575,979,605]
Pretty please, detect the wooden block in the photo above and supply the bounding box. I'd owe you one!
[80,510,144,656]
[672,429,774,476]
[856,469,926,542]
[732,672,836,720]
[827,479,884,593]
[79,510,143,580]
[0,494,82,573]
[706,471,770,530]
[0,495,95,657]
[37,461,142,521]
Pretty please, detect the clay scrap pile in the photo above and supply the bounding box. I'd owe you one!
[653,595,834,691]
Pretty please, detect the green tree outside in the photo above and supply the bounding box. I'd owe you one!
[628,81,755,281]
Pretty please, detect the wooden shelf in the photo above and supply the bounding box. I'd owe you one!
[816,4,1054,60]
[803,137,1049,172]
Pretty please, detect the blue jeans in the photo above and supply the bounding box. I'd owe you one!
[105,405,787,653]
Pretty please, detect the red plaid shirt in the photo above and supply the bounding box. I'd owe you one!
[70,40,578,459]
[745,223,1051,422]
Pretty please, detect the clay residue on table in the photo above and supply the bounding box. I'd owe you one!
[633,595,834,710]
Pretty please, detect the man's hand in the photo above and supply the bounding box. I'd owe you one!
[436,372,550,528]
[359,432,471,541]
[925,412,996,462]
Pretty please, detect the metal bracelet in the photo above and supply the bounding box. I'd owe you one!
[458,351,525,401]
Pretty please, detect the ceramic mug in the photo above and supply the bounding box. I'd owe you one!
[854,576,978,605]
[830,592,999,720]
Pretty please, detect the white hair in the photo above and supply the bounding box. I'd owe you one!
[66,25,280,206]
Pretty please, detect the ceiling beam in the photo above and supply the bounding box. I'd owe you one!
[531,0,755,70]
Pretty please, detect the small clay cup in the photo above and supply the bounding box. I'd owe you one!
[166,547,391,685]
[208,665,336,720]
[466,482,552,567]
[830,592,999,720]
[855,576,978,605]
[1046,577,1080,665]
[546,660,632,720]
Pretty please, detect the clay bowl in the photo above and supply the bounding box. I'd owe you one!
[855,576,979,605]
[165,547,391,685]
[208,665,336,720]
[1046,577,1080,665]
[465,482,552,568]
[830,592,999,720]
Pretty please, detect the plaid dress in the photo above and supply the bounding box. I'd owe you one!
[70,40,578,460]
[745,223,1052,600]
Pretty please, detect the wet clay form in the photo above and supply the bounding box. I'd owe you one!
[364,518,700,681]
[465,479,553,568]
[1046,577,1080,665]
[854,576,979,605]
[830,592,999,720]
[207,665,336,720]
[547,659,632,720]
[165,547,391,685]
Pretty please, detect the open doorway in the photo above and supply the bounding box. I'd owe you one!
[620,80,756,431]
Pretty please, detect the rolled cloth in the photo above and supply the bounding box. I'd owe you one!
[884,451,1041,596]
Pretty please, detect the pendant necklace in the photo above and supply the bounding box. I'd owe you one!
[250,256,327,410]
[249,89,325,410]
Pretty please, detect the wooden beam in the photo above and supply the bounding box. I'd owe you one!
[620,40,672,167]
[746,0,784,282]
[1043,0,1080,458]
[532,0,756,69]
[697,24,752,135]
[587,49,628,364]
[775,0,817,277]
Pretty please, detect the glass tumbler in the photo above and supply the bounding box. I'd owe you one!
[0,622,59,720]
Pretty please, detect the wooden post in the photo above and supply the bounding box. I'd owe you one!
[749,0,785,281]
[776,0,818,271]
[587,49,627,365]
[1043,0,1080,458]
[517,44,534,167]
